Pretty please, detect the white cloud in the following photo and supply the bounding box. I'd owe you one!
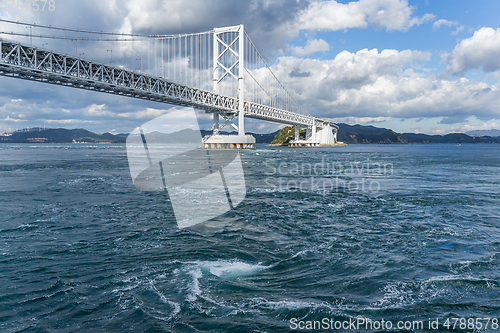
[433,19,458,30]
[328,116,392,124]
[292,39,330,56]
[265,49,500,122]
[124,0,225,33]
[444,27,500,75]
[119,0,310,59]
[407,13,435,29]
[298,1,367,31]
[298,0,434,32]
[44,119,100,125]
[451,25,464,36]
[454,118,500,133]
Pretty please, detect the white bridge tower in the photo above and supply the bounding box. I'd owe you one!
[204,24,256,149]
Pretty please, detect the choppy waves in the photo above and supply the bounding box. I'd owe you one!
[1,144,500,332]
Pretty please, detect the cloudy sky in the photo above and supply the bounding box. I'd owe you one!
[1,0,500,135]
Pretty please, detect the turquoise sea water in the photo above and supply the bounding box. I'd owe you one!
[1,143,499,332]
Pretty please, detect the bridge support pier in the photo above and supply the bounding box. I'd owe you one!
[204,134,255,149]
[290,123,343,147]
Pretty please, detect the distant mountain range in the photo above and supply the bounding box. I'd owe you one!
[2,125,500,144]
[0,128,279,144]
[0,128,127,143]
[337,124,500,144]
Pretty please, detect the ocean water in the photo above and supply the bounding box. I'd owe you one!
[1,143,499,332]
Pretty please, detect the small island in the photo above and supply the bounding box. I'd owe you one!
[270,126,305,145]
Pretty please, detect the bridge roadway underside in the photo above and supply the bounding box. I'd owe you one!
[0,39,337,131]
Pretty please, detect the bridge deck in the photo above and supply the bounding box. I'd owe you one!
[0,39,337,130]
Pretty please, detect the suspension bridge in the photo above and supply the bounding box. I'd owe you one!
[0,20,339,148]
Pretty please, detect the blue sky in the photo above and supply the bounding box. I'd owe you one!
[1,0,500,135]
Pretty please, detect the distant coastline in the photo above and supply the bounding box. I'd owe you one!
[0,128,127,144]
[2,125,500,144]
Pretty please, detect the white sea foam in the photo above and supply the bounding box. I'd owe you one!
[427,274,493,283]
[246,297,346,315]
[187,266,203,302]
[197,259,270,279]
[177,259,270,308]
[370,273,495,310]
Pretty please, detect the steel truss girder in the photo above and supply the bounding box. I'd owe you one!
[0,39,337,131]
